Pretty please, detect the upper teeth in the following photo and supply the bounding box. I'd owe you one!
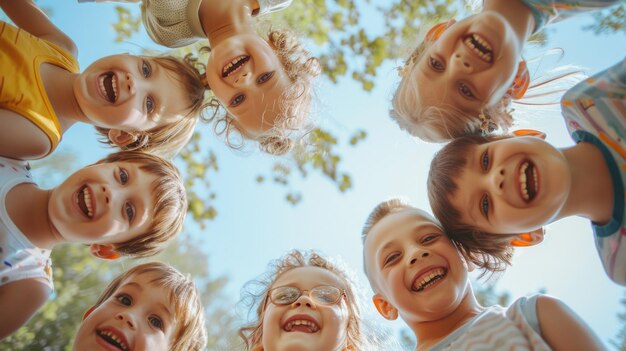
[413,268,445,291]
[80,186,93,218]
[284,319,320,332]
[222,56,247,75]
[464,34,492,63]
[519,161,538,201]
[99,330,128,350]
[99,74,118,101]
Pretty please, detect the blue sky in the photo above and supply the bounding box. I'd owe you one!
[25,1,626,348]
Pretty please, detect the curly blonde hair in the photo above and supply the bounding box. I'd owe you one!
[238,250,362,351]
[96,54,208,158]
[92,262,207,351]
[207,28,321,156]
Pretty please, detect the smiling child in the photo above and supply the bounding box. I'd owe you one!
[361,198,604,350]
[0,151,186,339]
[0,1,207,159]
[74,262,207,351]
[428,58,626,284]
[390,0,619,142]
[238,249,363,351]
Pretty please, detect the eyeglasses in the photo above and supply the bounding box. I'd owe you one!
[267,285,346,306]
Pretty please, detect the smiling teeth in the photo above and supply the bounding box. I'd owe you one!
[99,74,118,102]
[79,186,93,218]
[464,34,493,63]
[412,268,446,292]
[98,330,128,350]
[284,319,320,332]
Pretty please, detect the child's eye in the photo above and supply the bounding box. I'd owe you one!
[149,316,164,330]
[480,194,490,219]
[116,294,132,306]
[422,234,439,244]
[142,60,152,78]
[383,252,400,266]
[119,168,129,184]
[481,149,490,171]
[230,94,246,107]
[146,96,155,114]
[125,203,135,223]
[257,71,275,84]
[458,82,476,100]
[429,57,445,71]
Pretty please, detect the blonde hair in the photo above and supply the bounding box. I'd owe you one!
[391,24,579,142]
[362,198,413,244]
[96,151,186,258]
[208,28,321,156]
[93,262,207,351]
[238,250,362,350]
[96,54,207,158]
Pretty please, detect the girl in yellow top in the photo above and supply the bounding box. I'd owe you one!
[0,0,207,159]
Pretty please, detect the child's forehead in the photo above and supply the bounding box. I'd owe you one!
[118,271,174,296]
[273,266,345,289]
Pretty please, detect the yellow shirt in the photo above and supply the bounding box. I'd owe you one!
[0,21,79,154]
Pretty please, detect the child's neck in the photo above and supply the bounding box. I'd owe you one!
[39,63,83,133]
[557,142,614,225]
[411,284,483,351]
[5,184,62,250]
[483,0,535,49]
[200,0,258,47]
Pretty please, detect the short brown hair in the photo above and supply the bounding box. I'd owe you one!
[93,262,207,351]
[238,250,362,351]
[96,54,207,158]
[427,134,516,272]
[96,151,186,258]
[208,28,321,156]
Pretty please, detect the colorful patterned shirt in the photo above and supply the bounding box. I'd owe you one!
[520,0,620,33]
[561,58,626,285]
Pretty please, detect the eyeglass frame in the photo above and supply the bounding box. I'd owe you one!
[264,285,348,308]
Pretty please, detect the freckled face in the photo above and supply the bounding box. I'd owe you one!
[414,12,521,116]
[48,161,157,245]
[261,266,350,351]
[73,272,176,351]
[364,209,471,323]
[205,34,291,137]
[74,55,189,131]
[450,136,570,234]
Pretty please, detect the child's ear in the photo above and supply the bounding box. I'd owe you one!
[82,306,96,320]
[108,129,138,147]
[373,294,398,320]
[512,129,547,139]
[90,244,121,260]
[510,228,545,247]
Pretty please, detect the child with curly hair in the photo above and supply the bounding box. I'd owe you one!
[87,0,321,155]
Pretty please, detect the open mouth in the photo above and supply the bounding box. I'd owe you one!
[99,72,118,103]
[222,55,250,78]
[519,160,539,202]
[412,268,447,292]
[96,328,129,351]
[77,185,94,218]
[283,317,320,333]
[463,33,493,63]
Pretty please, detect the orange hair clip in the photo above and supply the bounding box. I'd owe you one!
[512,129,546,139]
[425,20,456,42]
[509,60,530,100]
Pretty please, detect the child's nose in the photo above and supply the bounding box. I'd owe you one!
[489,168,505,193]
[116,311,136,330]
[234,71,252,86]
[408,249,430,265]
[292,295,316,309]
[452,52,474,74]
[100,185,112,207]
[125,72,136,95]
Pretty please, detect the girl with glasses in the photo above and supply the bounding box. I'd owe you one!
[238,250,363,351]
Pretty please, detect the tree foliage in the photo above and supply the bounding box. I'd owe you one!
[612,292,626,351]
[584,4,626,35]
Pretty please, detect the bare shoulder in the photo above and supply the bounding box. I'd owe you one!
[0,109,52,160]
[0,278,51,339]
